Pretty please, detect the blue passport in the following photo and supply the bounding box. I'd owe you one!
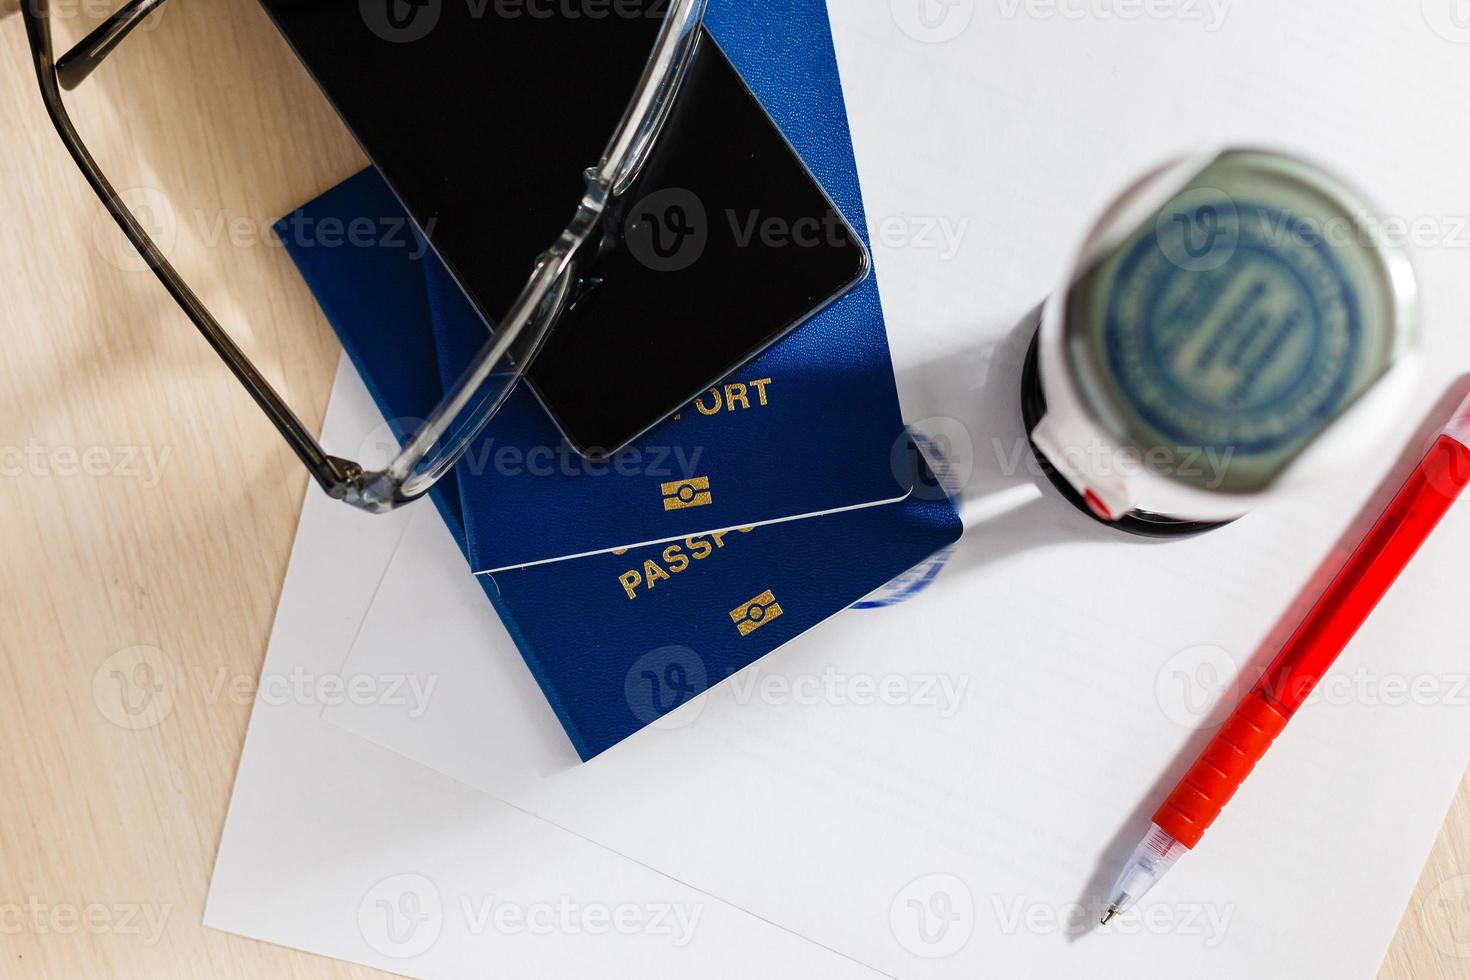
[410,0,913,572]
[279,0,963,759]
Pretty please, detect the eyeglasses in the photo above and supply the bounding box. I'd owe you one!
[20,0,707,511]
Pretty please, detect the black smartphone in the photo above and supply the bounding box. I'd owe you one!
[257,1,868,454]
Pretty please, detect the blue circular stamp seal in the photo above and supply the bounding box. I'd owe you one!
[1104,198,1364,458]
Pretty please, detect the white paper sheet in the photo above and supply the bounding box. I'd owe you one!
[202,362,881,979]
[322,3,1470,977]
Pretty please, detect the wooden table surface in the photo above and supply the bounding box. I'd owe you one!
[0,2,1466,977]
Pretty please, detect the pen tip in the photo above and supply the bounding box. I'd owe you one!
[1101,906,1119,926]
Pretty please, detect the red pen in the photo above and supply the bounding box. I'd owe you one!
[1102,390,1470,925]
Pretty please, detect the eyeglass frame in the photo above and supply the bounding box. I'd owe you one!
[19,0,708,511]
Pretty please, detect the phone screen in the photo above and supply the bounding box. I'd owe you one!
[258,1,868,453]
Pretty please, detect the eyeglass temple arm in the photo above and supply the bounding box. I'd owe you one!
[28,0,707,508]
[24,3,358,497]
[54,0,167,91]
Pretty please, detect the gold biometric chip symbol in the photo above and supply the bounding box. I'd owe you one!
[730,591,783,636]
[661,476,713,511]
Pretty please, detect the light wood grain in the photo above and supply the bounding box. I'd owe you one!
[0,0,384,975]
[0,2,1466,977]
